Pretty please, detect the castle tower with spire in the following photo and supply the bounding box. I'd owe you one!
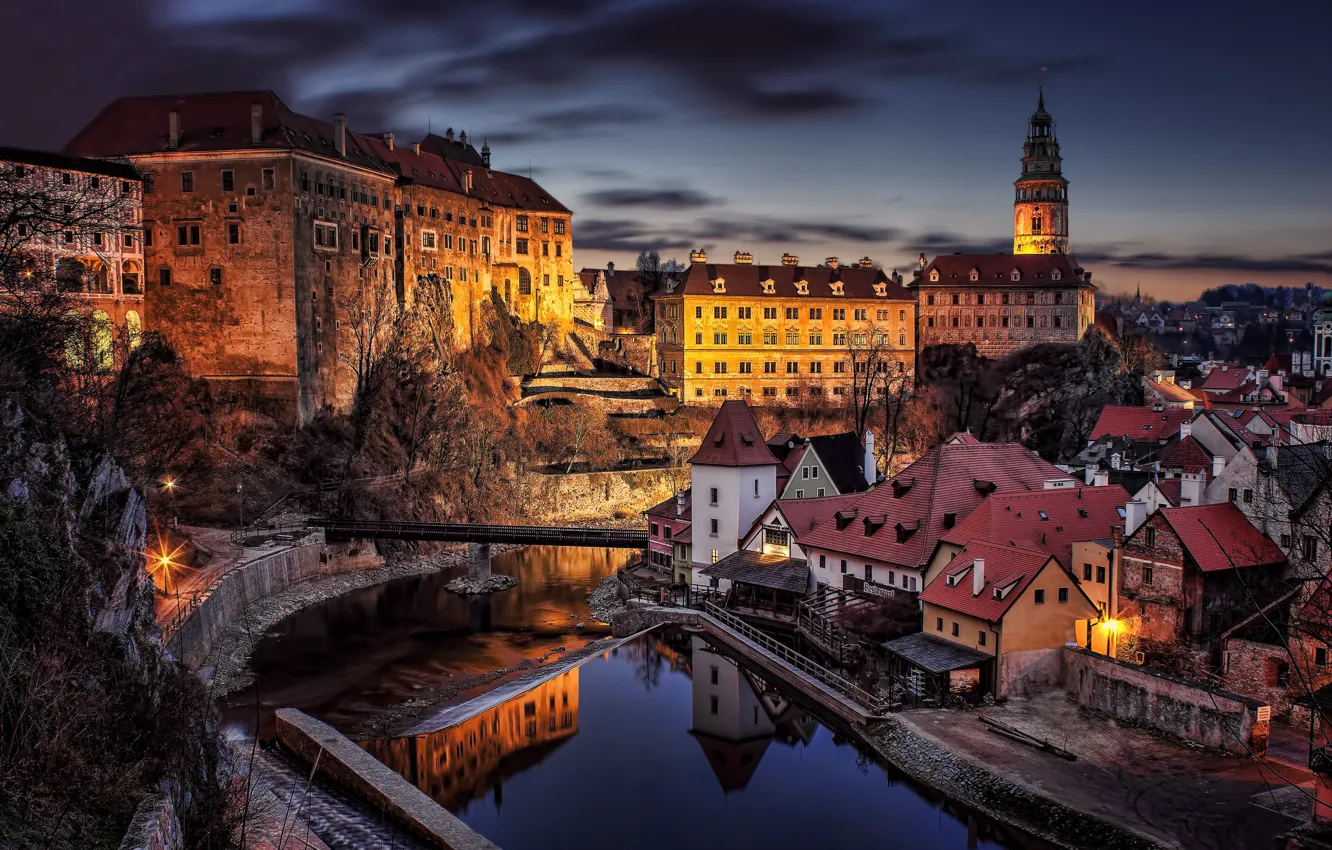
[1013,85,1070,255]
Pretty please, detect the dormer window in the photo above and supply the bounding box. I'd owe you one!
[829,281,843,295]
[969,269,980,282]
[1051,269,1062,281]
[760,279,775,294]
[795,279,809,295]
[873,282,887,296]
[711,277,726,294]
[929,270,940,282]
[1010,269,1022,282]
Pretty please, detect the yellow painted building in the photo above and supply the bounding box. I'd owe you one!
[654,251,916,403]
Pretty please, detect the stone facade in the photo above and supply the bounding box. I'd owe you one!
[1012,87,1070,256]
[1,148,145,363]
[63,92,586,424]
[911,253,1096,359]
[1118,512,1188,644]
[1222,636,1332,720]
[654,252,915,404]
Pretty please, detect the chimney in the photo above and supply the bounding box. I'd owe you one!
[462,169,473,193]
[459,130,468,146]
[863,430,876,486]
[1266,444,1278,468]
[382,132,395,151]
[445,128,455,142]
[1084,464,1096,485]
[334,113,347,157]
[1179,472,1204,507]
[1125,500,1147,536]
[250,103,263,145]
[1093,469,1110,487]
[1179,420,1192,440]
[918,252,927,270]
[690,249,708,264]
[972,557,985,597]
[676,492,686,517]
[858,256,873,268]
[734,250,753,264]
[781,253,799,266]
[412,143,421,155]
[825,256,839,269]
[167,110,180,149]
[1212,456,1225,478]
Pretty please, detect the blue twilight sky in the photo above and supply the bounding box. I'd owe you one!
[4,0,1329,301]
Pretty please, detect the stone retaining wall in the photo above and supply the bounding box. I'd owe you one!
[116,793,181,850]
[1062,645,1268,755]
[168,540,382,669]
[275,709,497,850]
[525,467,678,522]
[524,375,660,393]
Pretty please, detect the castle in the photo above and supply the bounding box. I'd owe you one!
[60,91,605,423]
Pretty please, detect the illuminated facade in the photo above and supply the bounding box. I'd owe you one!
[63,92,584,423]
[1013,87,1070,255]
[654,252,916,404]
[0,147,145,366]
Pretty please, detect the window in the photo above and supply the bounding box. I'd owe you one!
[712,362,727,374]
[1027,316,1035,328]
[1145,526,1156,546]
[810,361,822,374]
[809,332,823,345]
[209,267,222,286]
[1096,566,1106,584]
[1053,316,1062,328]
[262,168,275,190]
[515,238,529,254]
[833,360,847,373]
[228,222,240,244]
[1275,661,1291,688]
[785,362,798,374]
[709,518,718,536]
[422,231,437,250]
[554,219,566,235]
[785,331,799,345]
[952,317,959,328]
[516,215,528,232]
[710,666,719,686]
[738,333,752,345]
[1281,533,1292,549]
[158,268,172,287]
[1083,563,1092,581]
[854,308,868,321]
[785,307,798,320]
[713,306,727,319]
[763,362,776,373]
[181,171,194,192]
[1317,648,1328,668]
[1034,589,1046,604]
[979,631,987,646]
[176,224,200,246]
[1058,587,1069,603]
[840,559,847,574]
[123,233,134,249]
[696,306,704,319]
[1304,536,1320,562]
[763,332,777,345]
[738,361,752,373]
[810,308,823,320]
[221,170,234,191]
[544,274,551,287]
[864,565,873,582]
[650,522,659,538]
[951,622,960,637]
[314,222,338,249]
[1243,489,1253,504]
[542,242,549,256]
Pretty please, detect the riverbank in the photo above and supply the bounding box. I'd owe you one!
[206,544,518,697]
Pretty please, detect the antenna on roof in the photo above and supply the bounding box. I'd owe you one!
[427,116,431,135]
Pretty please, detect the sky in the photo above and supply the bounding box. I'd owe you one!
[4,0,1330,302]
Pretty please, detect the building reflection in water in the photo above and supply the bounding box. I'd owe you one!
[688,636,818,792]
[363,665,580,811]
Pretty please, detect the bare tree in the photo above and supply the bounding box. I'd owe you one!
[336,273,410,483]
[845,323,891,437]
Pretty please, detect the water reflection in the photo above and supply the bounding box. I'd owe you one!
[364,667,581,810]
[221,546,630,736]
[363,630,1039,850]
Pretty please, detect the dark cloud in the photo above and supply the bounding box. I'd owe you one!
[906,231,1011,255]
[584,188,721,209]
[1078,250,1332,275]
[576,219,694,253]
[483,105,653,146]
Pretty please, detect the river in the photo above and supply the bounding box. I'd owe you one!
[220,545,633,736]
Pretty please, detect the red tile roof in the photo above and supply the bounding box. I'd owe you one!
[1145,378,1199,406]
[666,262,913,301]
[1157,503,1285,572]
[1197,365,1250,393]
[798,442,1075,569]
[773,494,863,538]
[939,486,1131,573]
[645,489,691,523]
[62,90,568,212]
[1089,406,1193,442]
[1157,436,1214,474]
[690,401,780,467]
[944,432,981,445]
[916,253,1090,288]
[1156,478,1184,507]
[919,541,1057,622]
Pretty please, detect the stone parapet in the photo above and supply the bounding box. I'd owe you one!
[275,709,497,850]
[116,793,181,850]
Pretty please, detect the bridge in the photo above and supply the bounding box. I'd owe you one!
[303,519,647,582]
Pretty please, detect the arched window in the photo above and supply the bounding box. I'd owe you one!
[518,268,532,296]
[91,310,114,371]
[125,310,142,351]
[56,257,87,292]
[1031,209,1043,235]
[122,260,142,295]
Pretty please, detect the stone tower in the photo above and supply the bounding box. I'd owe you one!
[1013,85,1070,255]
